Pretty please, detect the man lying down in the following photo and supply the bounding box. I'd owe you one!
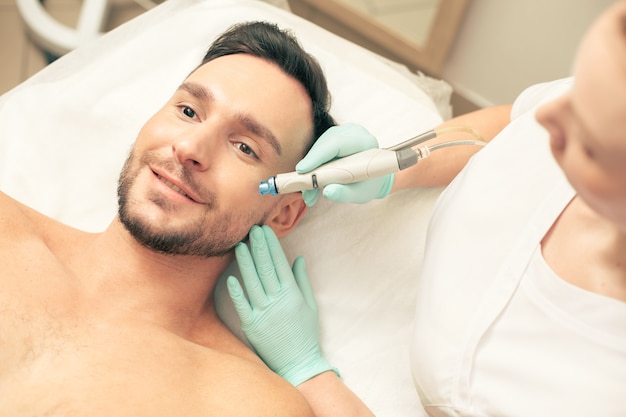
[0,21,373,417]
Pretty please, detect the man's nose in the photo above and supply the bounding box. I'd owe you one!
[172,127,213,171]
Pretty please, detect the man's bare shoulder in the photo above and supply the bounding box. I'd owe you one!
[162,323,315,416]
[189,346,315,416]
[0,190,84,243]
[1,190,50,230]
[0,190,38,231]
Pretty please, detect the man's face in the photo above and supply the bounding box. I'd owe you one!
[118,54,313,257]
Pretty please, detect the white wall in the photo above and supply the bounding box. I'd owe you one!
[442,0,615,106]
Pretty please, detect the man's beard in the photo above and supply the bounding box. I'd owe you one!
[117,150,264,258]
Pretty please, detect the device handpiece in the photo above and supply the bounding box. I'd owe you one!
[259,148,418,196]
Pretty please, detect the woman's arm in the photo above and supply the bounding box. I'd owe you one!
[298,371,375,417]
[392,104,512,191]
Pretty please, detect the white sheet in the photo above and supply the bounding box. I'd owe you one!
[0,1,444,415]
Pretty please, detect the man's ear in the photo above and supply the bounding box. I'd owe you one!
[265,193,307,238]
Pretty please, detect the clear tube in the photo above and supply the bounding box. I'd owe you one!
[385,130,436,151]
[434,125,486,142]
[386,125,486,152]
[409,139,485,164]
[424,139,486,152]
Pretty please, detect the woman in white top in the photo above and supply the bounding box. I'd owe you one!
[226,2,626,416]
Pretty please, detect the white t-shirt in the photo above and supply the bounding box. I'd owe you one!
[410,77,626,417]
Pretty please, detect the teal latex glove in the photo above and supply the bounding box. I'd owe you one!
[296,123,395,206]
[227,225,338,386]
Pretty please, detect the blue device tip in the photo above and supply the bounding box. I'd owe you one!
[259,177,278,195]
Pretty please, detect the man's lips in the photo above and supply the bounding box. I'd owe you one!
[153,169,203,204]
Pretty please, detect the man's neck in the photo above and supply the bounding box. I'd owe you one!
[68,217,235,337]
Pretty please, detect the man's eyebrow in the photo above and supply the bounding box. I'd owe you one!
[178,82,212,102]
[237,114,283,157]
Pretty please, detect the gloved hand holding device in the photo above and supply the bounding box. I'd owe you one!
[296,123,395,206]
[227,225,339,386]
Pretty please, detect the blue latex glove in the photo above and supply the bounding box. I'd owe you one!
[227,225,338,386]
[296,123,395,206]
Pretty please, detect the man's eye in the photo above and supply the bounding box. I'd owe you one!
[182,106,196,118]
[237,142,258,159]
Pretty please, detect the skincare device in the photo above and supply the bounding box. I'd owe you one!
[259,127,486,196]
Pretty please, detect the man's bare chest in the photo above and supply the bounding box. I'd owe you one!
[0,282,185,413]
[0,250,308,416]
[0,292,306,416]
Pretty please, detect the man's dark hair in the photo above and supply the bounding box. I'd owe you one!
[199,21,335,151]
